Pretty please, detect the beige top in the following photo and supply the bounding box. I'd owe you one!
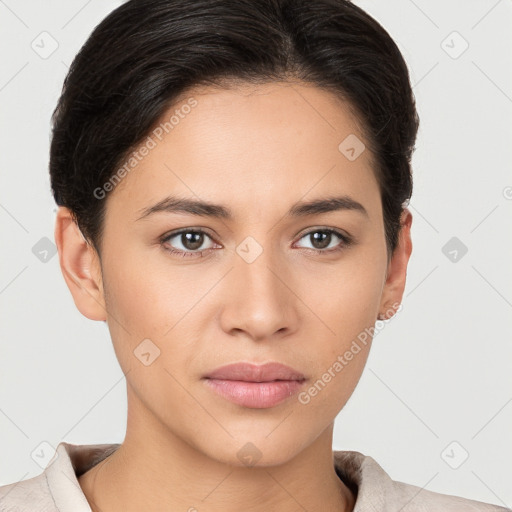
[0,442,509,511]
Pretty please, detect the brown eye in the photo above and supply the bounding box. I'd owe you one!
[179,231,205,251]
[161,229,217,257]
[295,228,352,253]
[309,231,332,250]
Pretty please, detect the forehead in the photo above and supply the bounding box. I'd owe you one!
[106,81,380,222]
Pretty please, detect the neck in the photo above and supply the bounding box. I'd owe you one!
[78,388,355,512]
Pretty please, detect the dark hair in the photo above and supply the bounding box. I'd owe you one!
[49,0,419,258]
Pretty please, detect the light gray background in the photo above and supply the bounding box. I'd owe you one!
[1,0,511,507]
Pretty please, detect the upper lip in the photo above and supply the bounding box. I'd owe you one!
[204,362,306,382]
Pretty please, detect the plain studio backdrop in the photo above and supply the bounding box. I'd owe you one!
[0,0,511,507]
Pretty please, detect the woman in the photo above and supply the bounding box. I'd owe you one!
[0,0,508,510]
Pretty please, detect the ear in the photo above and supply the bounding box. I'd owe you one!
[54,206,107,321]
[378,208,413,320]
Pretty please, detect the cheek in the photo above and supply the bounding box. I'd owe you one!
[305,248,386,339]
[98,244,172,372]
[100,245,220,371]
[102,242,181,332]
[295,250,385,409]
[100,258,201,415]
[296,281,377,421]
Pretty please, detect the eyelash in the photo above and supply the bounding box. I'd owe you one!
[159,227,353,258]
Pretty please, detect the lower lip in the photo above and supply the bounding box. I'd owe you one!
[204,378,305,408]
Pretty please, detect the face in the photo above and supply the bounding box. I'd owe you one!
[57,81,411,467]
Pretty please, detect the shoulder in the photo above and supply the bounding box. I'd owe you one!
[391,478,511,511]
[0,472,57,511]
[0,441,109,512]
[333,450,511,512]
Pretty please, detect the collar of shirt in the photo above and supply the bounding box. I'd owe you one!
[1,442,509,512]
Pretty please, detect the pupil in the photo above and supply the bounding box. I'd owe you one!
[312,231,330,249]
[183,232,203,250]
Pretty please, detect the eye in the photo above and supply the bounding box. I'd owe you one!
[160,229,219,258]
[160,227,353,259]
[294,228,352,254]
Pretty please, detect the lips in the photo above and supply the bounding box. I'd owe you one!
[203,362,306,382]
[203,362,306,408]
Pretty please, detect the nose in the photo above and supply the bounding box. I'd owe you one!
[218,241,300,342]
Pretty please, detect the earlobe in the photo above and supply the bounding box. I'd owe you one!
[54,206,107,321]
[378,208,413,320]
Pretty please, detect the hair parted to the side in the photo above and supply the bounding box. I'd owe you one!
[49,0,419,258]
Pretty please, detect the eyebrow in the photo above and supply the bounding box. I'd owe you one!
[135,194,369,221]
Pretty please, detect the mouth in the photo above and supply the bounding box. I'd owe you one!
[203,362,306,408]
[203,361,306,382]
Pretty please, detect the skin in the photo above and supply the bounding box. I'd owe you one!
[55,81,412,512]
